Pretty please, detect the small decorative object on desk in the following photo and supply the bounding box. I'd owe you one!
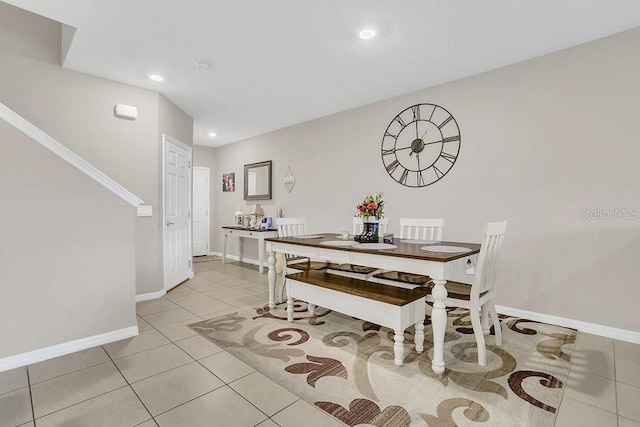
[250,204,264,228]
[262,217,273,229]
[356,193,384,243]
[234,206,243,226]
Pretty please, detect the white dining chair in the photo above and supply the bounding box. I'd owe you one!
[276,217,308,239]
[327,217,390,279]
[398,217,444,241]
[426,221,507,366]
[275,217,328,302]
[372,218,444,286]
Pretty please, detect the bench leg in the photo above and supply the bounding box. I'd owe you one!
[393,330,405,366]
[287,297,294,322]
[414,321,424,353]
[308,303,316,315]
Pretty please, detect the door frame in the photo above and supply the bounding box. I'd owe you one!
[192,166,211,256]
[162,134,193,291]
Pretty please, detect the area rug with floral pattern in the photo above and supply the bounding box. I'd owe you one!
[189,301,576,427]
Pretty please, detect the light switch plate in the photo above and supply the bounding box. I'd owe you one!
[137,205,153,217]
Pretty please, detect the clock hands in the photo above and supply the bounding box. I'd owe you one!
[393,146,412,152]
[423,139,443,146]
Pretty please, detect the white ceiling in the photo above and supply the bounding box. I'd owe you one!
[5,0,640,147]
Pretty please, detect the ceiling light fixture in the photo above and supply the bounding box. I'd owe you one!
[207,132,217,137]
[359,28,376,40]
[148,74,164,82]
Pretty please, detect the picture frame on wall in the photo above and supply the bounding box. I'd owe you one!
[222,172,235,192]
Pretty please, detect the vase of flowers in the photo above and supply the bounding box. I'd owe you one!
[356,193,384,243]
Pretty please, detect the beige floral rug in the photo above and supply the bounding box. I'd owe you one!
[189,302,576,426]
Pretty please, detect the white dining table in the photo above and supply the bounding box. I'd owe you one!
[265,233,480,375]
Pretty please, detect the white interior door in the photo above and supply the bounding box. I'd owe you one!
[163,135,192,291]
[192,167,210,256]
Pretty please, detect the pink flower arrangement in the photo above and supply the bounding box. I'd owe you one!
[356,193,384,219]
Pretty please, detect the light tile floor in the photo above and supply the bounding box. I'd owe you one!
[1,259,639,426]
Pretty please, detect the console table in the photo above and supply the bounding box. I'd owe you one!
[222,226,279,273]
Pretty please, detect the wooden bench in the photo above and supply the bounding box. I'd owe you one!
[285,270,429,366]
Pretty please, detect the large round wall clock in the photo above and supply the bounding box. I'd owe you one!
[381,103,461,187]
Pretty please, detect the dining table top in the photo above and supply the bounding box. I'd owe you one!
[265,233,480,262]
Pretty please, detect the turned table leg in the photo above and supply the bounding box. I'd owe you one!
[268,251,276,309]
[430,279,448,374]
[393,330,405,366]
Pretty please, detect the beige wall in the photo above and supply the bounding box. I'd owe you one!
[0,2,194,296]
[0,2,198,368]
[0,120,136,360]
[213,28,640,332]
[0,0,59,64]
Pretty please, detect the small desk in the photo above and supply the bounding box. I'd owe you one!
[222,226,279,273]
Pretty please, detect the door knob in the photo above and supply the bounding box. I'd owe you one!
[166,221,175,226]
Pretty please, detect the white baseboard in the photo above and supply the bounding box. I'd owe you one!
[0,326,139,373]
[136,289,166,302]
[496,305,640,344]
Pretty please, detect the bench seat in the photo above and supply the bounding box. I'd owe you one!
[285,270,429,365]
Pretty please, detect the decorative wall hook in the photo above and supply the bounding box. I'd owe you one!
[284,166,295,193]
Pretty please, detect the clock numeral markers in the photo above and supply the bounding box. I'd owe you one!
[399,168,409,185]
[394,116,406,128]
[417,170,425,186]
[440,152,457,164]
[438,116,453,129]
[442,135,460,143]
[386,159,400,174]
[428,106,436,121]
[432,165,444,178]
[384,131,398,140]
[382,148,396,156]
[412,105,420,121]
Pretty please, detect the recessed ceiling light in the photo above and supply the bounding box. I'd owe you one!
[148,74,164,82]
[359,28,376,40]
[207,132,217,137]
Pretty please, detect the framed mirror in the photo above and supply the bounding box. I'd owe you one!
[244,160,272,200]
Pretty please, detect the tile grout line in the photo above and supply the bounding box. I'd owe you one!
[25,366,36,426]
[140,317,258,423]
[554,330,577,421]
[613,340,619,426]
[164,270,283,424]
[24,352,112,388]
[29,382,133,423]
[562,334,621,421]
[102,344,156,425]
[148,263,288,423]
